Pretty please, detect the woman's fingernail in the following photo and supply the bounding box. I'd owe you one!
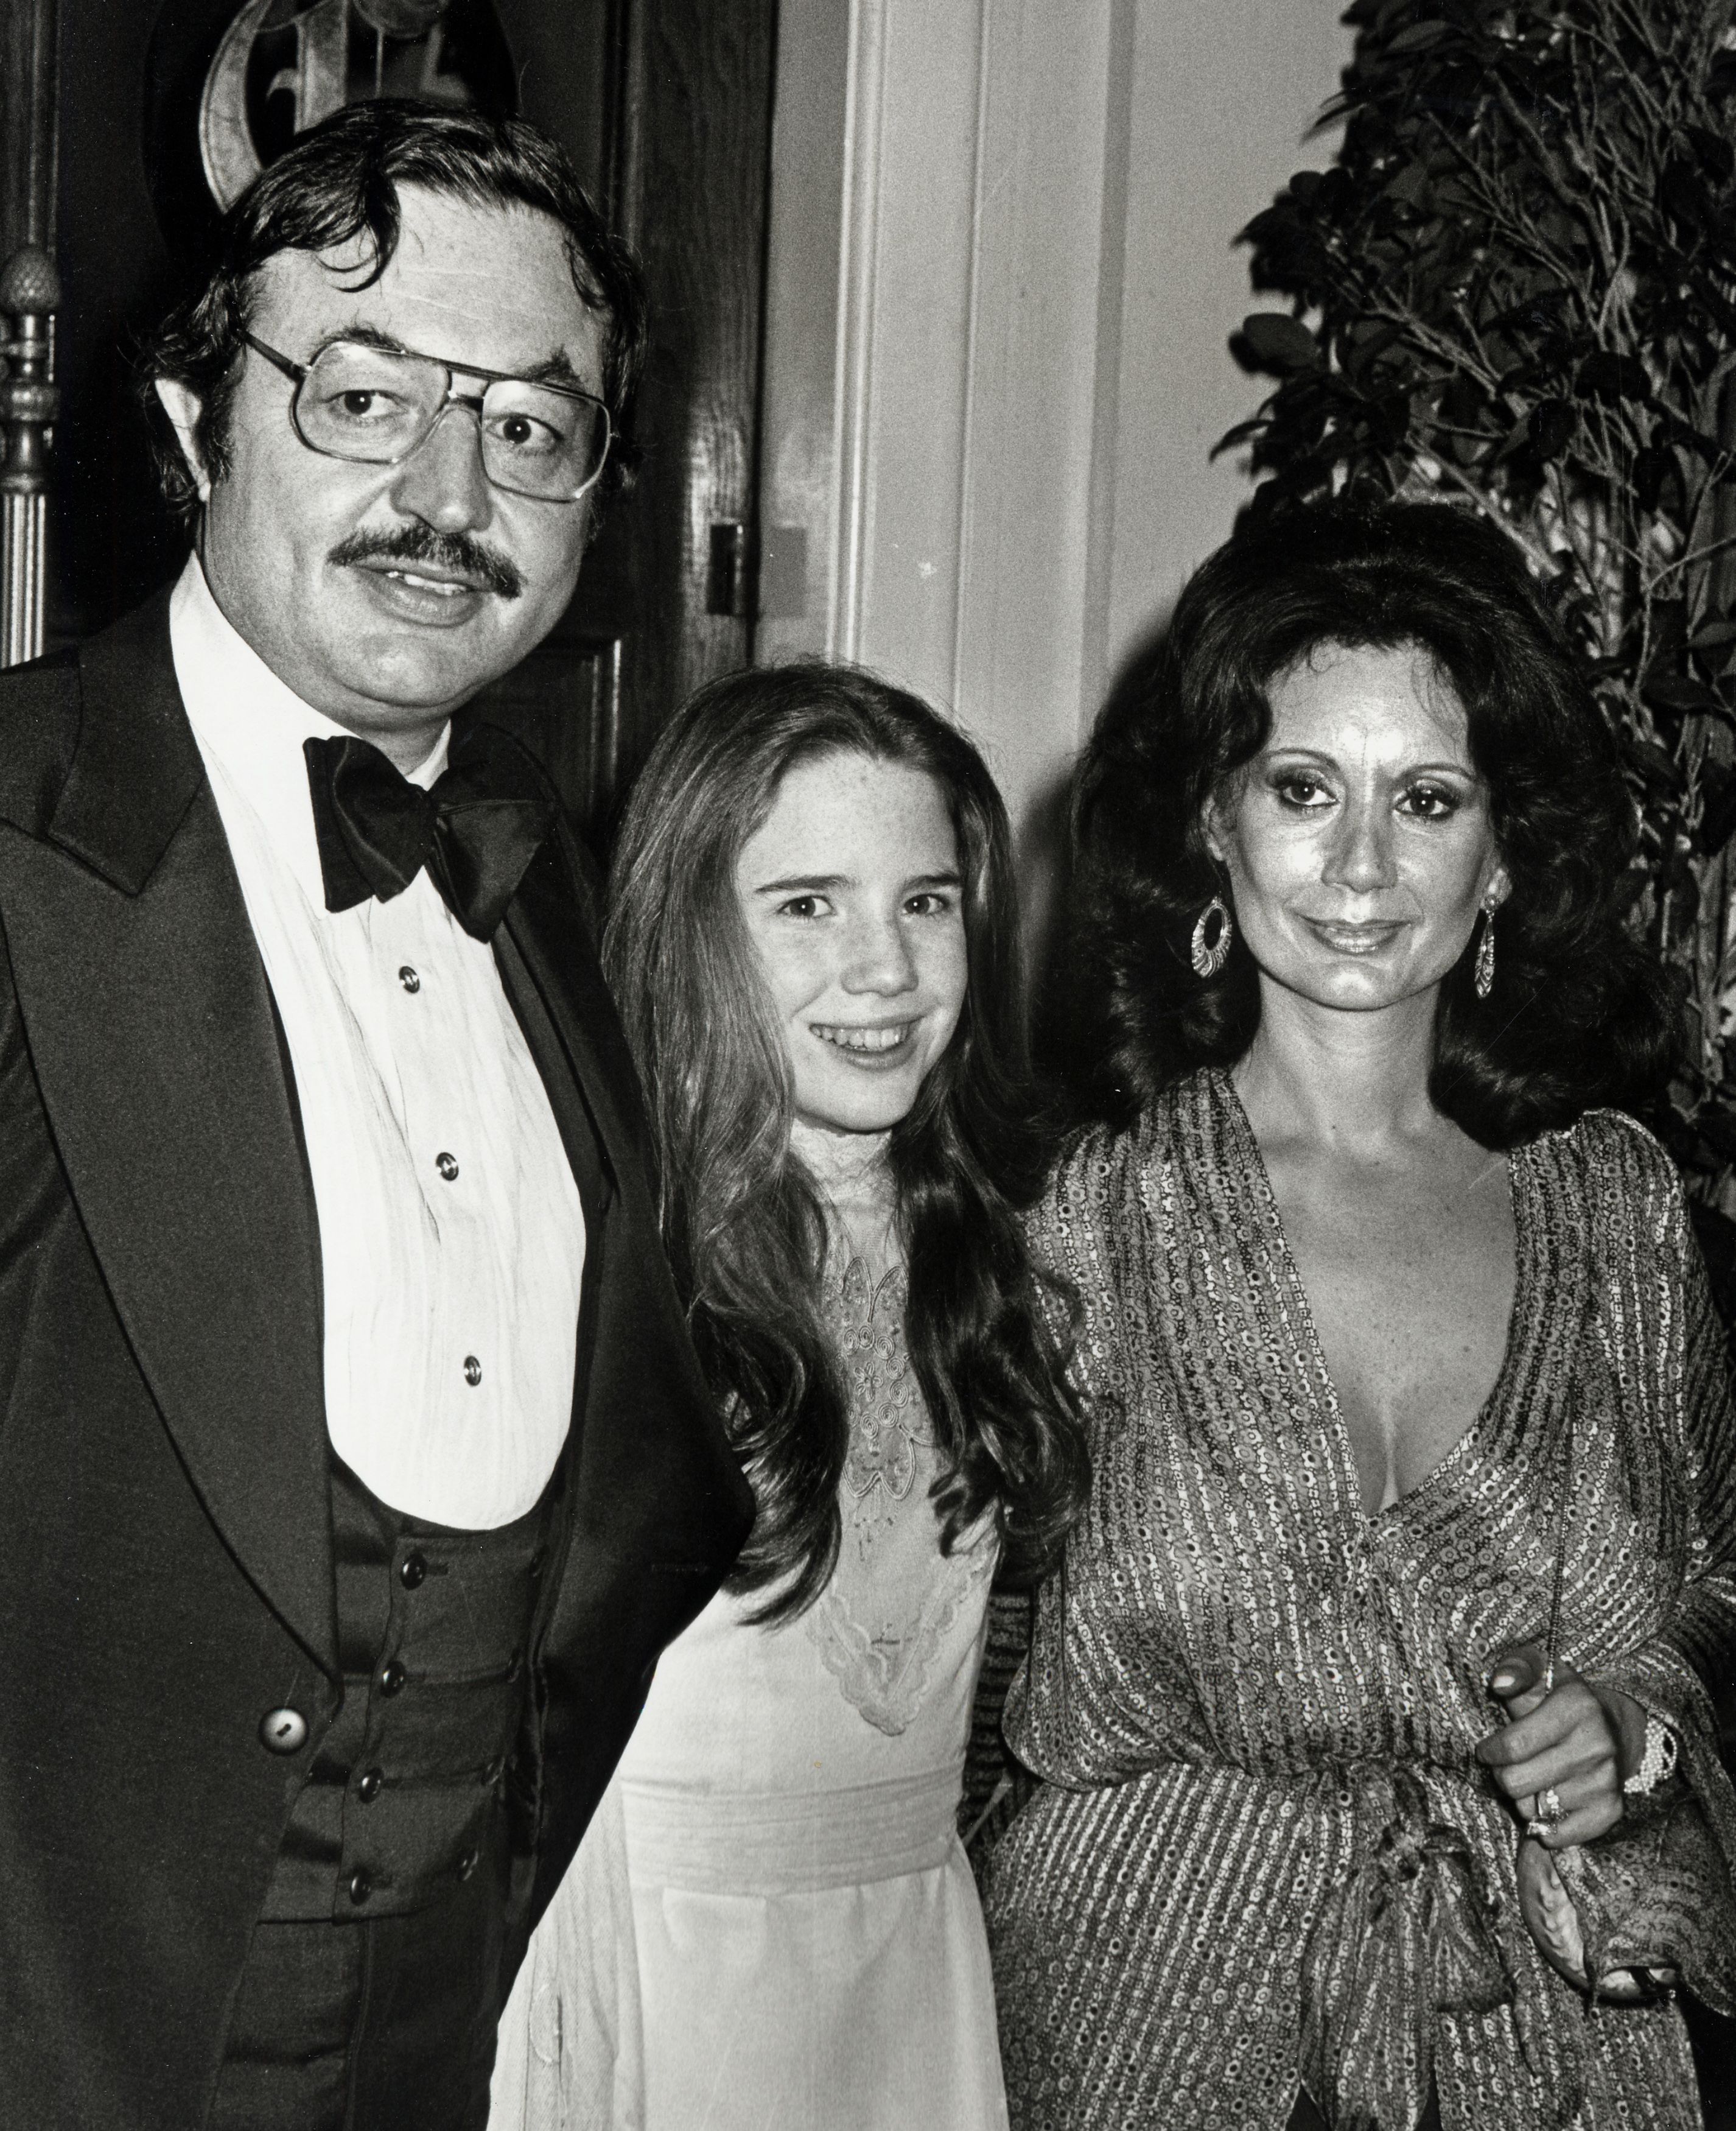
[1490,1667,1518,1693]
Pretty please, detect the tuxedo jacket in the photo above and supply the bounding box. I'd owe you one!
[0,596,754,2129]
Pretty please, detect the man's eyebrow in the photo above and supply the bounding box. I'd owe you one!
[317,323,404,354]
[306,326,595,391]
[517,351,591,390]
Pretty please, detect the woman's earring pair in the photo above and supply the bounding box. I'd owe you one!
[1190,896,1233,979]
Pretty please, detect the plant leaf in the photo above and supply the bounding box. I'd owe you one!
[1387,19,1450,55]
[1643,675,1721,715]
[1239,314,1323,371]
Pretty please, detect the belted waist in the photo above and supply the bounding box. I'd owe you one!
[621,1763,963,1895]
[259,1455,551,1923]
[1296,1761,1526,2131]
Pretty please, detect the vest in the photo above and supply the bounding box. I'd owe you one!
[258,1455,553,1923]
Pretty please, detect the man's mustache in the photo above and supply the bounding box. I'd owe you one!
[327,526,524,600]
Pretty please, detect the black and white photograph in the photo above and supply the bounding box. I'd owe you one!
[3,4,1736,2128]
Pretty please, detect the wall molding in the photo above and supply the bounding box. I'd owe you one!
[827,0,889,662]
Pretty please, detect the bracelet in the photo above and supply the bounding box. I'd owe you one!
[1623,1711,1680,1796]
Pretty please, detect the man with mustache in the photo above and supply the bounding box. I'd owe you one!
[0,101,751,2131]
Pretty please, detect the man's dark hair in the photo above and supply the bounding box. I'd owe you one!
[139,99,648,524]
[1069,497,1678,1146]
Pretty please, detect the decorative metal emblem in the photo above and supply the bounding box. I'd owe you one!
[197,0,514,210]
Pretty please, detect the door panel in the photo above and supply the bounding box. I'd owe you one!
[475,0,778,836]
[606,0,777,773]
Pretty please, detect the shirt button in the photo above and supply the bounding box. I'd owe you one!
[399,1550,427,1590]
[357,1767,384,1804]
[378,1659,408,1697]
[435,1152,460,1182]
[463,1355,483,1387]
[398,965,421,994]
[348,1867,374,1906]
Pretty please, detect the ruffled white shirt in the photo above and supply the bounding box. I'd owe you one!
[170,555,584,1529]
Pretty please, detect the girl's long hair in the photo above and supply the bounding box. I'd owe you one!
[604,663,1088,1622]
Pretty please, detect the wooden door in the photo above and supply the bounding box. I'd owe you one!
[1,0,777,841]
[0,0,54,265]
[473,0,779,837]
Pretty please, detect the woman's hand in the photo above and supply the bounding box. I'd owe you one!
[1473,1642,1648,1848]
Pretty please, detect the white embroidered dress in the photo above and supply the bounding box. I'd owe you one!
[491,1259,1008,2131]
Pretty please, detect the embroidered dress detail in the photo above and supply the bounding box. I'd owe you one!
[805,1257,996,1738]
[835,1256,926,1523]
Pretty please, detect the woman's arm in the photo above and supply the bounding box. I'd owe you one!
[1479,1139,1736,2003]
[1569,1126,1736,1780]
[1480,1148,1736,1827]
[1588,1207,1736,1802]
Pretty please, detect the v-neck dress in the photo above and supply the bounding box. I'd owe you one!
[982,1069,1736,2131]
[491,1258,1007,2131]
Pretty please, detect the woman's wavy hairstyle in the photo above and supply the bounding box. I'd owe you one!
[138,99,646,525]
[604,662,1088,1622]
[1072,499,1676,1144]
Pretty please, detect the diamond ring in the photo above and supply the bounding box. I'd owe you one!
[1523,1785,1567,1839]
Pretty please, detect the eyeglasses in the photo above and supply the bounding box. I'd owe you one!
[242,332,612,503]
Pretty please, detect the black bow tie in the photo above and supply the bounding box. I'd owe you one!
[304,731,555,942]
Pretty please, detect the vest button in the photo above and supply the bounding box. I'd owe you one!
[357,1767,384,1805]
[504,1649,523,1685]
[258,1707,307,1755]
[348,1867,373,1906]
[378,1659,408,1697]
[399,1550,428,1590]
[457,1847,480,1880]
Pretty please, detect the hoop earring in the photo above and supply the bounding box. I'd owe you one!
[1474,904,1497,999]
[1191,896,1233,978]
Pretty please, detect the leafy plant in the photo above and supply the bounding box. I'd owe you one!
[1224,0,1736,1252]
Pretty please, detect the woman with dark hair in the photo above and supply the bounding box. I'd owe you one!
[492,663,1087,2130]
[982,500,1736,2131]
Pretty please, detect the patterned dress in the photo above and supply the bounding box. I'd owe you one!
[491,1255,1007,2131]
[982,1069,1736,2131]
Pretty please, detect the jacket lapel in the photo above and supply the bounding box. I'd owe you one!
[0,604,335,1674]
[500,824,656,1218]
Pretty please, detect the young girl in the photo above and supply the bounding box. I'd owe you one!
[491,663,1087,2130]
